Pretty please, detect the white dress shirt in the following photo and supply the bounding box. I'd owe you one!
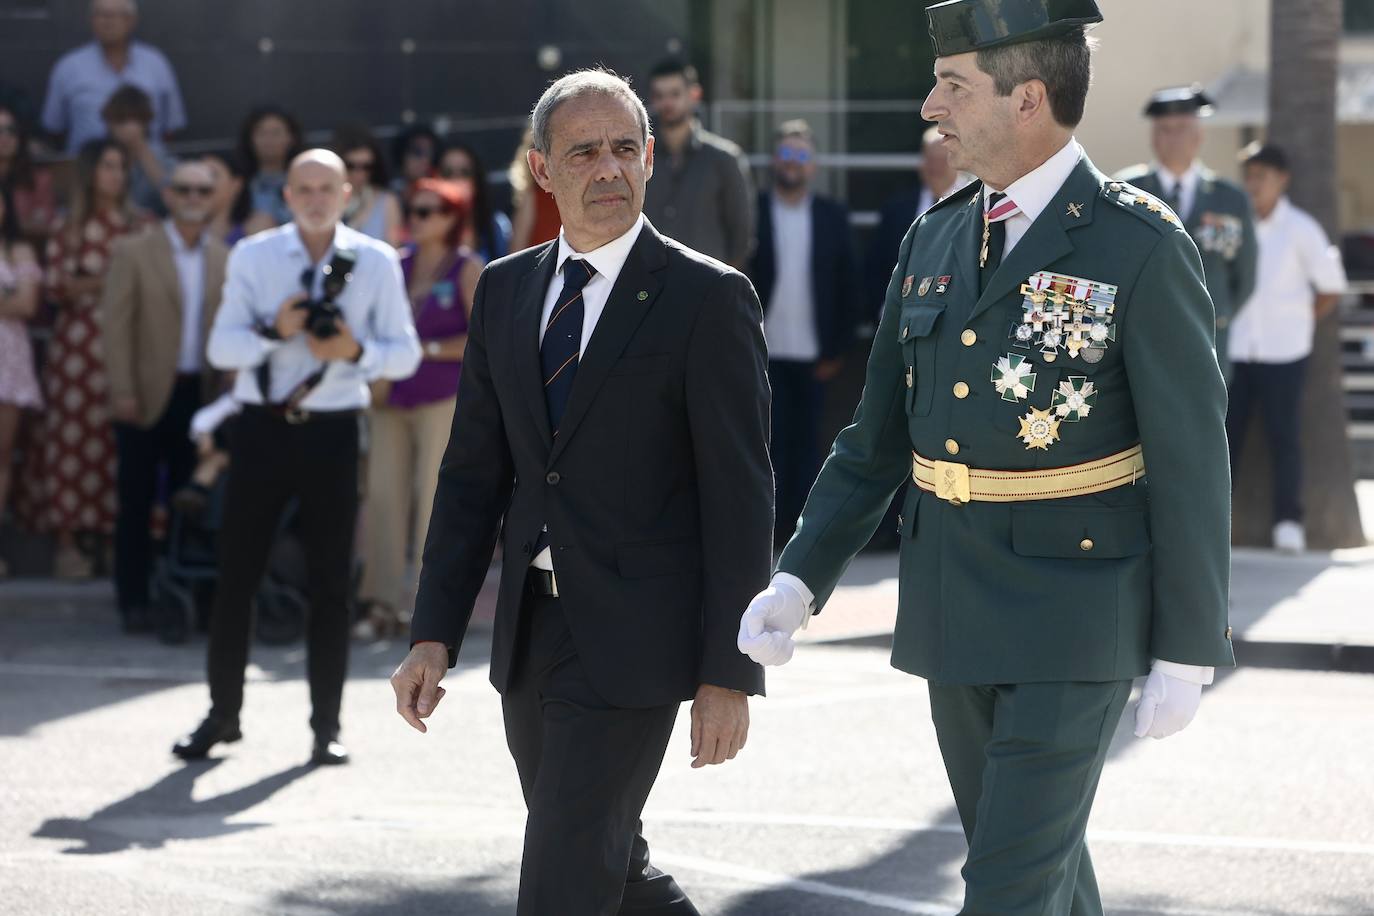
[1155,161,1202,224]
[164,221,206,373]
[207,222,421,410]
[984,138,1083,257]
[532,213,647,571]
[1228,196,1347,364]
[763,194,820,362]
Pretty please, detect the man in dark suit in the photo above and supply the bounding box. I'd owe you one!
[867,125,965,320]
[748,120,858,543]
[390,69,772,916]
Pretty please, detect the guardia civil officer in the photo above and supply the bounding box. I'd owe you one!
[1118,86,1258,378]
[738,3,1235,913]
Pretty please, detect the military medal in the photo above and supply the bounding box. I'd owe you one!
[1018,407,1061,450]
[1017,271,1119,362]
[902,275,914,297]
[935,275,951,295]
[918,276,934,296]
[1051,377,1097,421]
[992,354,1037,402]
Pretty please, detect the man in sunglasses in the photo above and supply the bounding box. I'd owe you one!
[101,159,227,632]
[747,119,858,545]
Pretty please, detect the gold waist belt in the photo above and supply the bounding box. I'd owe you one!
[912,445,1145,506]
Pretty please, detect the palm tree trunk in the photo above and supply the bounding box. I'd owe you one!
[1233,0,1366,549]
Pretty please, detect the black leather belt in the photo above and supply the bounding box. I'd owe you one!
[244,403,359,425]
[526,567,559,598]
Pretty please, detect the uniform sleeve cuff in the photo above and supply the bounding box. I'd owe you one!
[771,572,815,610]
[1152,659,1215,685]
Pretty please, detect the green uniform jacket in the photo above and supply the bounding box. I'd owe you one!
[778,153,1236,685]
[1117,165,1259,365]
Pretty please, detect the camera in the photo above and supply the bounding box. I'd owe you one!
[294,248,358,340]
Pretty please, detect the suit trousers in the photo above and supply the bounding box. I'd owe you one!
[502,589,699,916]
[206,407,360,738]
[1225,358,1307,524]
[112,374,200,613]
[360,397,456,611]
[767,359,824,544]
[927,679,1131,916]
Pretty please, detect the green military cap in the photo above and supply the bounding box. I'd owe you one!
[925,0,1103,57]
[1144,85,1216,118]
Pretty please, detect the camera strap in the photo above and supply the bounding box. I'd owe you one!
[256,245,359,412]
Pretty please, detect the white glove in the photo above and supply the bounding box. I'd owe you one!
[1133,660,1213,739]
[737,574,813,666]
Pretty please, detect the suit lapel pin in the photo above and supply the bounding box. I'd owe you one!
[637,290,648,301]
[1066,202,1084,219]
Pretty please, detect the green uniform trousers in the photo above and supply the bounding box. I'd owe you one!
[928,679,1132,916]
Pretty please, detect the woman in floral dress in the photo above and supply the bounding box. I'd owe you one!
[39,139,145,578]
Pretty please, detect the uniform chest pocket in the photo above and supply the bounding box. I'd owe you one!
[898,302,945,418]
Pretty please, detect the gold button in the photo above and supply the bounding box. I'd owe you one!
[1080,538,1094,551]
[944,439,960,456]
[961,329,977,347]
[953,382,970,399]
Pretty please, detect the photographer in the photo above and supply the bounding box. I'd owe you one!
[174,149,420,765]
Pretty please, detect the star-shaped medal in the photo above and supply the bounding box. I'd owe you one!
[1018,407,1062,450]
[1051,377,1097,422]
[992,354,1037,402]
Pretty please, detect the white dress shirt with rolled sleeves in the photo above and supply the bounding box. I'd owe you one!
[208,222,421,410]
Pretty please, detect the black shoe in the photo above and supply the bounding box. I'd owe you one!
[172,716,242,760]
[121,605,154,634]
[311,736,349,766]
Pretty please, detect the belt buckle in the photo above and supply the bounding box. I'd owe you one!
[932,460,971,506]
[284,406,308,425]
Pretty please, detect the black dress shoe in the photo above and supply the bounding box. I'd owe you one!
[172,716,242,760]
[311,737,349,766]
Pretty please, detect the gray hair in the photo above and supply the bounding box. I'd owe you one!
[530,68,650,155]
[976,29,1097,128]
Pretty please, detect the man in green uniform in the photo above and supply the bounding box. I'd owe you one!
[737,2,1235,913]
[1118,86,1258,378]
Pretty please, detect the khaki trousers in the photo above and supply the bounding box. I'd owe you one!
[361,397,456,610]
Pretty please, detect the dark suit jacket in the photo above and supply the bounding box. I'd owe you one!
[410,220,772,708]
[749,192,859,362]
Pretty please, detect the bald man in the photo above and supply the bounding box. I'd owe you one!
[173,149,421,764]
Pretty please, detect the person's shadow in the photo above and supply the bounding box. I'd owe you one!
[33,759,313,855]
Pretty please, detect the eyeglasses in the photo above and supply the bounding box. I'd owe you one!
[777,147,813,164]
[407,205,449,221]
[170,184,215,197]
[345,159,374,174]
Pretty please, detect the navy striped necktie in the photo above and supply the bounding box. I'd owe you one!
[541,258,597,435]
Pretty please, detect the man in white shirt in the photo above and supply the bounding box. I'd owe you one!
[1228,143,1348,553]
[172,149,420,765]
[102,159,226,634]
[748,120,858,543]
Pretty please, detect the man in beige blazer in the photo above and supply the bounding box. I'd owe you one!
[102,159,228,633]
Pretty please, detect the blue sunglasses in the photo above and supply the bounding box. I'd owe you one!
[777,147,813,164]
